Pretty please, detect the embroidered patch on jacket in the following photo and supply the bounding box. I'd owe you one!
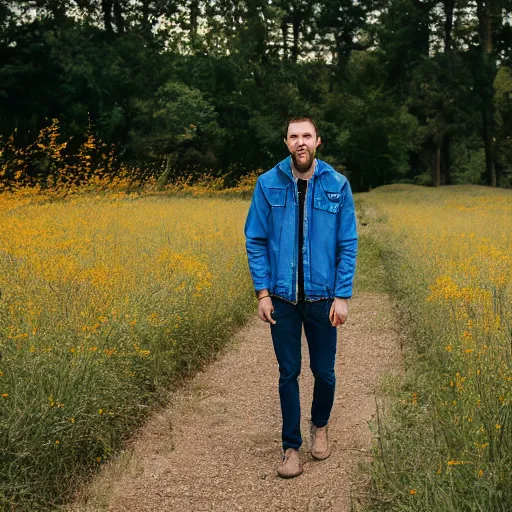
[326,192,340,202]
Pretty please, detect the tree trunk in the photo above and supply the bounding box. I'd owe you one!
[157,155,173,190]
[413,0,431,57]
[432,145,441,187]
[113,0,125,35]
[441,134,451,185]
[141,0,150,37]
[190,0,199,40]
[441,0,455,184]
[482,98,496,186]
[102,0,114,36]
[476,0,497,187]
[291,13,300,63]
[443,0,455,52]
[281,19,288,60]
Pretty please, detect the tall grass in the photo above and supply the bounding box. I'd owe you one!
[0,193,254,509]
[361,185,512,511]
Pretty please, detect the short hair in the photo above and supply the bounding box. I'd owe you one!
[285,117,320,139]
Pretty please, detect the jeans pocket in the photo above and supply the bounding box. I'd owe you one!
[309,299,332,323]
[325,298,334,319]
[270,297,294,322]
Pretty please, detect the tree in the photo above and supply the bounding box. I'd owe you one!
[465,0,512,186]
[377,0,434,90]
[130,80,225,172]
[408,53,476,186]
[493,65,512,186]
[316,0,371,78]
[274,0,315,62]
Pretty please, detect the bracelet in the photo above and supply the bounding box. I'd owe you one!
[258,295,271,301]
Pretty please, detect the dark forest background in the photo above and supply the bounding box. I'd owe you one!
[1,0,512,191]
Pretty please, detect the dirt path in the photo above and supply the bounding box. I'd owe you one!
[73,292,402,512]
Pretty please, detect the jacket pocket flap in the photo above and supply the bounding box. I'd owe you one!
[314,198,340,213]
[262,186,286,207]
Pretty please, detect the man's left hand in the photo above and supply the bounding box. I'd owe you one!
[329,298,348,327]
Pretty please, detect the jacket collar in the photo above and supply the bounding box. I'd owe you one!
[277,156,329,181]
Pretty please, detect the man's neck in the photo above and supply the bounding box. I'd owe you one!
[292,159,316,181]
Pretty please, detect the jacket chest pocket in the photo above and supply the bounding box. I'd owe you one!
[313,189,343,214]
[262,186,286,207]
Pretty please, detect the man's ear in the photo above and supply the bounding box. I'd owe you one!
[316,137,322,148]
[283,137,288,146]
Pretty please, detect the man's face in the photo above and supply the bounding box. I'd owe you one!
[285,121,322,173]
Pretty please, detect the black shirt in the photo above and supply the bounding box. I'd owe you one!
[297,178,308,301]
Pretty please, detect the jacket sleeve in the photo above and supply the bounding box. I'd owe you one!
[335,180,358,299]
[244,178,271,292]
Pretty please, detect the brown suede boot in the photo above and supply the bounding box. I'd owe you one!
[310,423,331,460]
[277,448,303,478]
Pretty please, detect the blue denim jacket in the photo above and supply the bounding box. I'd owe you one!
[244,156,358,304]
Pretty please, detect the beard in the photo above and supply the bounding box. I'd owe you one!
[291,148,316,173]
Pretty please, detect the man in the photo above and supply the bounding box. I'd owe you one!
[244,117,358,478]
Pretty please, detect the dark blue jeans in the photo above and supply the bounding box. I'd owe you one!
[270,297,337,451]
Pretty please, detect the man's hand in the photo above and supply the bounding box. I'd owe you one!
[257,290,276,324]
[329,298,348,327]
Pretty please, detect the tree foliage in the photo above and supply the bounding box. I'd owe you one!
[1,0,512,190]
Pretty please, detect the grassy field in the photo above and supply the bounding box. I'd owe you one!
[359,185,512,511]
[0,193,254,509]
[1,183,510,510]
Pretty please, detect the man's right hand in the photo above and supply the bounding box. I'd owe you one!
[257,290,276,324]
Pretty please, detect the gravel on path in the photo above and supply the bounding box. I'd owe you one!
[73,292,403,512]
